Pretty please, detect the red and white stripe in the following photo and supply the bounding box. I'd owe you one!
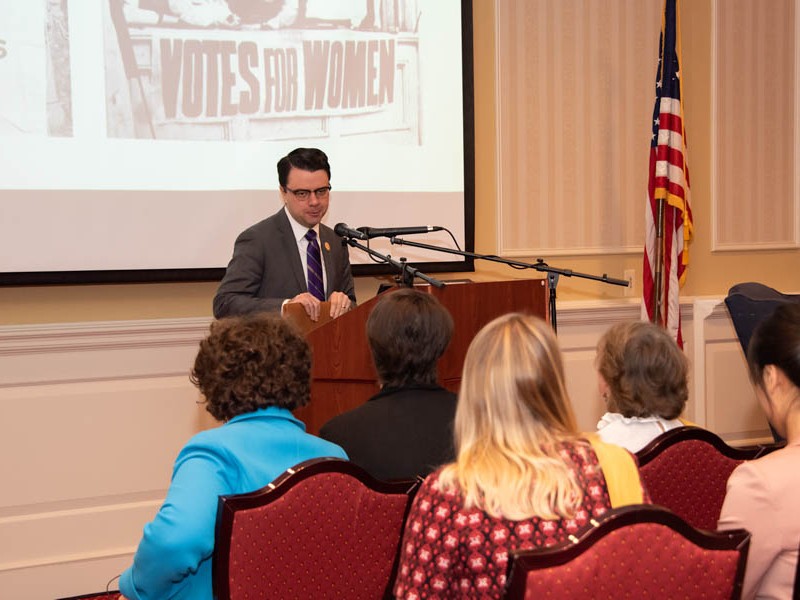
[642,97,692,346]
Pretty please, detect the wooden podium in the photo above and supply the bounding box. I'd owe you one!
[291,279,548,434]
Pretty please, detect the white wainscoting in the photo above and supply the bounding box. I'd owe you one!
[0,300,771,599]
[0,318,216,599]
[691,298,771,443]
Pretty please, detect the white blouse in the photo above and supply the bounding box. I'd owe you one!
[595,412,684,453]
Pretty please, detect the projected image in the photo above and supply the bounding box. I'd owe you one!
[47,0,73,136]
[1,1,468,282]
[106,0,421,142]
[0,0,73,137]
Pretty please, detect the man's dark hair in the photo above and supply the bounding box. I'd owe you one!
[366,288,454,388]
[277,147,331,188]
[190,314,311,421]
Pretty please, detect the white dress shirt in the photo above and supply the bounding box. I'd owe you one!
[283,206,328,295]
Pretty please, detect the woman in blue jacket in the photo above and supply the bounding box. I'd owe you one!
[119,314,346,600]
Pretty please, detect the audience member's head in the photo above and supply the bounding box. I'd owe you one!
[366,288,454,388]
[441,313,580,520]
[595,320,688,420]
[190,314,311,421]
[746,303,800,437]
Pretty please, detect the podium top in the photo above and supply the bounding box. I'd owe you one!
[283,301,334,335]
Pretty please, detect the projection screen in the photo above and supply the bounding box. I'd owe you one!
[0,0,474,284]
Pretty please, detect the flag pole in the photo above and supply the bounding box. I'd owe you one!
[650,0,669,327]
[652,198,665,325]
[643,0,691,343]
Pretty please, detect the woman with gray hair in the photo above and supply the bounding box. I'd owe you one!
[594,320,690,452]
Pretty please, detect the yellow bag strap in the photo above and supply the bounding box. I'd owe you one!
[585,433,644,508]
[678,417,698,427]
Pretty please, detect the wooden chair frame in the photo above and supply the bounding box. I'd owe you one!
[636,426,783,465]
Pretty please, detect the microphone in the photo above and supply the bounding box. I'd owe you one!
[356,225,444,239]
[334,223,369,240]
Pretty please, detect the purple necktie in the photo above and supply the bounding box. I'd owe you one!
[305,229,325,301]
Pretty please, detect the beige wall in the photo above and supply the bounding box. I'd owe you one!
[1,0,797,325]
[679,0,799,297]
[473,0,800,300]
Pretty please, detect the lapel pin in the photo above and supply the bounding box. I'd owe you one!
[324,241,331,252]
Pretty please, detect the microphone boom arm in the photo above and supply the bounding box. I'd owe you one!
[388,236,629,286]
[389,236,629,333]
[341,237,445,289]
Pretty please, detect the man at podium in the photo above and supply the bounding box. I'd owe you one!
[319,288,457,480]
[213,147,356,321]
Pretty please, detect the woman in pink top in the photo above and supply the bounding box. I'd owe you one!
[718,303,800,599]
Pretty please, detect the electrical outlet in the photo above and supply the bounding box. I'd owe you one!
[624,269,635,297]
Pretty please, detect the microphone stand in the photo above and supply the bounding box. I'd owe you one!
[389,236,629,333]
[340,236,445,289]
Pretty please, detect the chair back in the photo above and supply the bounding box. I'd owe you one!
[635,426,767,531]
[213,457,420,600]
[504,504,750,600]
[724,282,800,442]
[724,282,800,356]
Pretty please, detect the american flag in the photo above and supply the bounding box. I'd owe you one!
[642,0,693,346]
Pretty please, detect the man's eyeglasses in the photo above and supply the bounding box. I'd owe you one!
[284,185,332,200]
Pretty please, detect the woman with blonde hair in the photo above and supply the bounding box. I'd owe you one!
[393,313,648,599]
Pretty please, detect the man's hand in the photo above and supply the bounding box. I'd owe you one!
[328,291,352,319]
[288,292,322,321]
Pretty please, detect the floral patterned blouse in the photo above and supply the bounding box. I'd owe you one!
[394,441,617,599]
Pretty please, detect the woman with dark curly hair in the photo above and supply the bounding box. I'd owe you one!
[119,315,346,600]
[594,320,689,452]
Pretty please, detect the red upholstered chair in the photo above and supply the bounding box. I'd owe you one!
[212,457,420,600]
[504,504,750,600]
[635,426,778,531]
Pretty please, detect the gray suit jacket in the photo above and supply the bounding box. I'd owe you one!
[213,208,356,318]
